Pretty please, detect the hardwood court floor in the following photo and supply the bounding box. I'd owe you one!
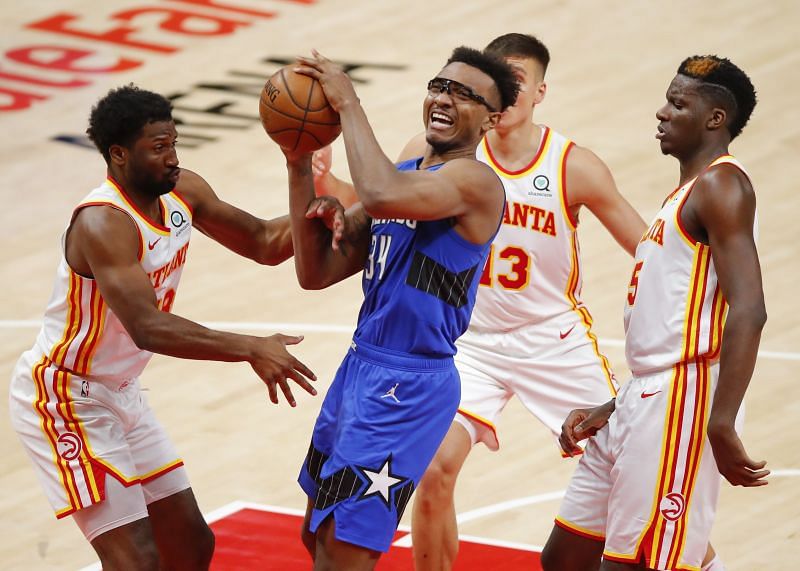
[0,0,798,568]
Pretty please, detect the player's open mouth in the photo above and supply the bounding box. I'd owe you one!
[168,168,181,183]
[430,111,454,128]
[656,125,666,140]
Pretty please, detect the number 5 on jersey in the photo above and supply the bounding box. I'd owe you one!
[627,260,644,306]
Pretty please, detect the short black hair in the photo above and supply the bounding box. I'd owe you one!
[677,55,757,140]
[446,46,519,111]
[86,84,174,163]
[484,33,551,77]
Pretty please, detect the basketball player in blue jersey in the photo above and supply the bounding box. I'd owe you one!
[282,47,519,570]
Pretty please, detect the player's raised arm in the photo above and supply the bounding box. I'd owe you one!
[284,151,371,289]
[309,131,428,210]
[294,49,514,242]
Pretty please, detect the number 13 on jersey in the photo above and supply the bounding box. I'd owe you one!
[479,244,531,291]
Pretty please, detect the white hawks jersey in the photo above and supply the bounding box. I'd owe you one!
[624,155,755,375]
[31,178,193,381]
[470,126,588,330]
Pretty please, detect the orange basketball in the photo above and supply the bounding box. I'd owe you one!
[259,65,341,153]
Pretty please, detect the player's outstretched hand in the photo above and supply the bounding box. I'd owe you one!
[306,195,346,252]
[707,423,769,487]
[250,334,317,407]
[294,50,359,112]
[559,399,615,457]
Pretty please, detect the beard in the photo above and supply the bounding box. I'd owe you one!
[130,169,176,197]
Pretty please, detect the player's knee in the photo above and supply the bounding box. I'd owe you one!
[417,461,457,509]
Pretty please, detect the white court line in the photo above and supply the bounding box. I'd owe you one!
[391,489,565,548]
[0,319,355,334]
[2,319,798,361]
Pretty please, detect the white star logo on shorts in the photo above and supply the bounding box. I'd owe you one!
[357,455,406,507]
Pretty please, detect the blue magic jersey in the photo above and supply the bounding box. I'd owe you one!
[353,158,500,357]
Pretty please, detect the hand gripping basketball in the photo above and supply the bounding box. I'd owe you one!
[259,62,341,154]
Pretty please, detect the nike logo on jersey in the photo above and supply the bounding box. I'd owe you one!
[148,237,162,250]
[559,325,576,339]
[641,390,662,399]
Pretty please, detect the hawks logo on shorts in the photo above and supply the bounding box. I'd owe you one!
[56,432,83,461]
[659,492,686,522]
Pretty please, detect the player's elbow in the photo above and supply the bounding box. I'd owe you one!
[734,301,767,331]
[355,176,400,218]
[257,251,291,266]
[359,191,395,219]
[750,304,768,330]
[127,322,157,352]
[294,266,331,290]
[124,313,167,352]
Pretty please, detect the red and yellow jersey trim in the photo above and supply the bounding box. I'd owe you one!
[674,183,700,248]
[563,233,617,396]
[673,154,733,248]
[706,285,726,360]
[681,246,712,363]
[554,516,605,541]
[665,360,710,568]
[31,356,103,518]
[629,360,711,569]
[49,271,83,367]
[50,273,108,375]
[457,407,498,442]
[73,201,145,261]
[603,550,641,564]
[30,356,185,517]
[107,177,170,235]
[482,127,551,178]
[71,279,107,376]
[559,142,578,230]
[171,189,194,216]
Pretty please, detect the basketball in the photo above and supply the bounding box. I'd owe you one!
[259,65,341,153]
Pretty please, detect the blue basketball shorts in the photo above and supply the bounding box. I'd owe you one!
[298,337,460,552]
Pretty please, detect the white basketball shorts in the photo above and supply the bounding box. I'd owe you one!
[453,314,618,452]
[555,360,735,570]
[9,350,189,538]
